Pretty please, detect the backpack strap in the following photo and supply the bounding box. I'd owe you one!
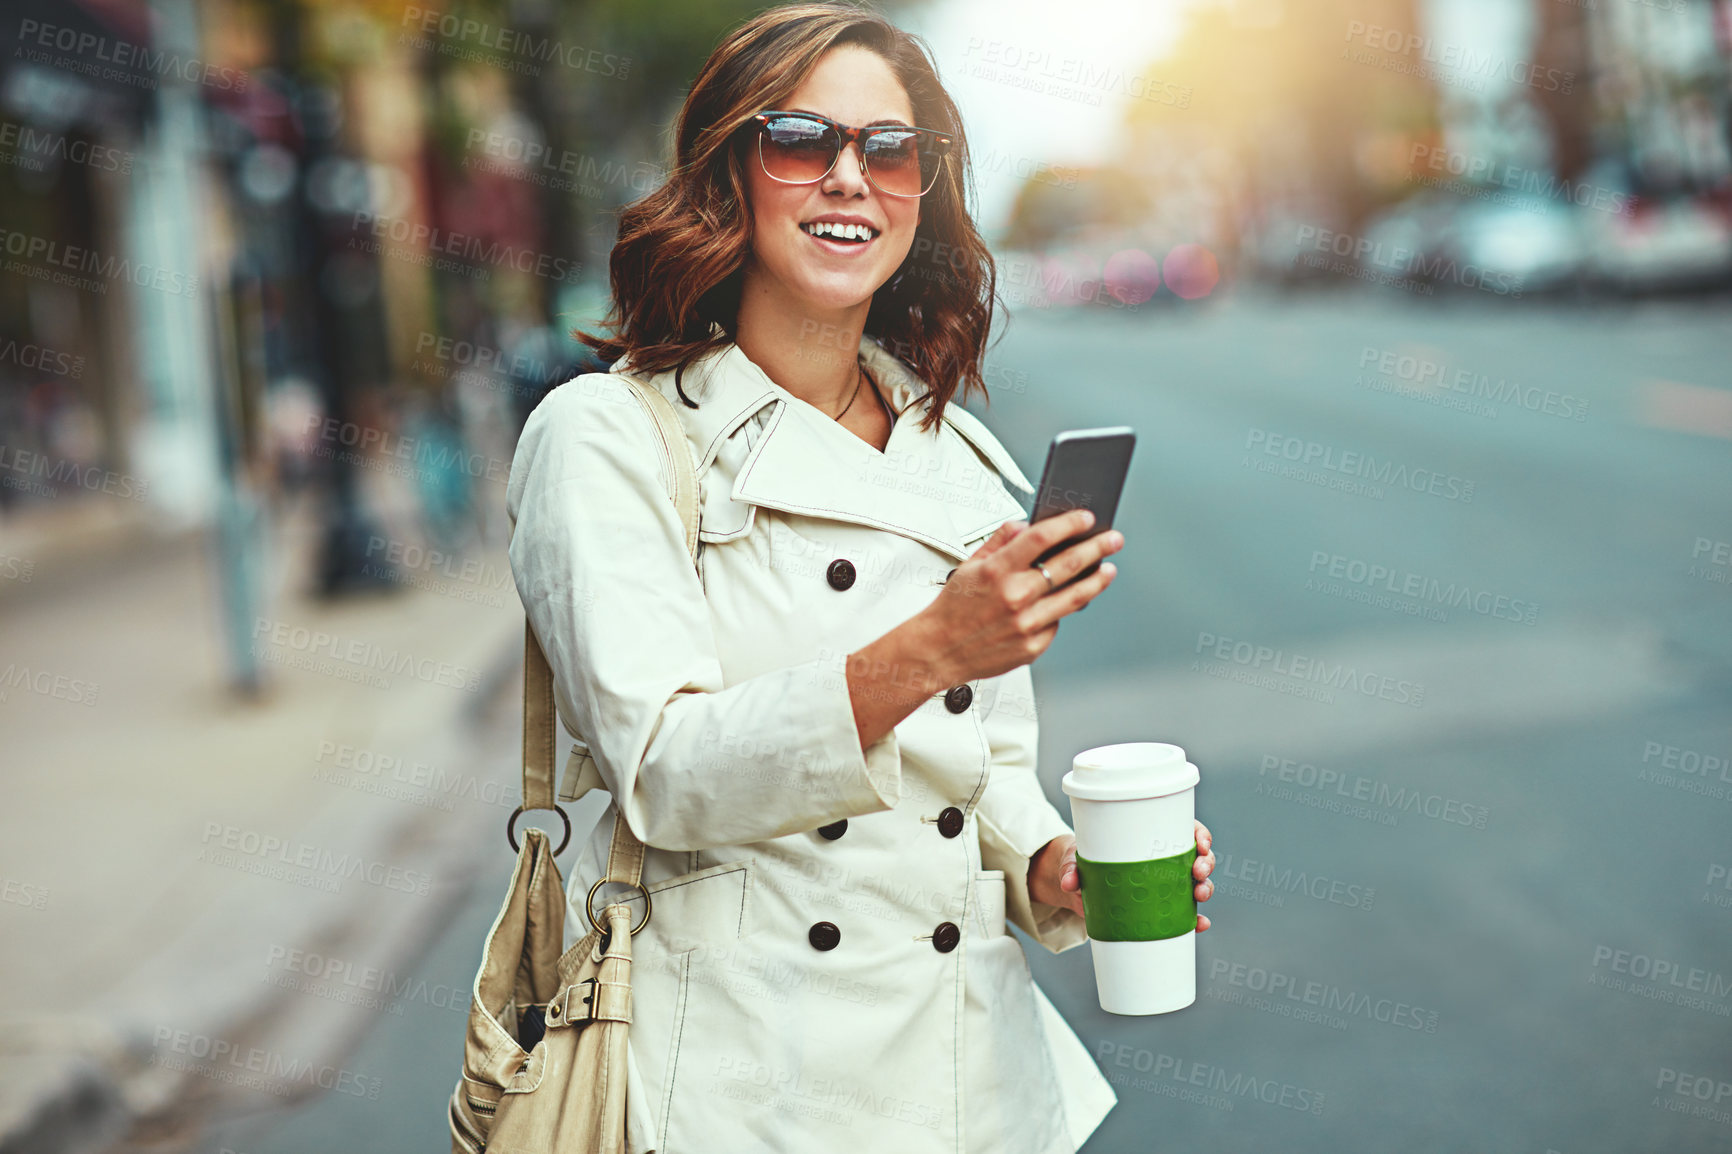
[515,372,699,887]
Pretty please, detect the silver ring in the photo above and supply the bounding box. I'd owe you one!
[1035,563,1055,593]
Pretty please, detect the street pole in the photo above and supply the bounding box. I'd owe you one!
[271,0,394,598]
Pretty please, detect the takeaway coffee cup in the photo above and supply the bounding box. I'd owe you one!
[1061,742,1200,1015]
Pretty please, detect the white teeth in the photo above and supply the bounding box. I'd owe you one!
[804,221,875,241]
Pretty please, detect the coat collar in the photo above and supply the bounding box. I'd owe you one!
[612,329,1033,563]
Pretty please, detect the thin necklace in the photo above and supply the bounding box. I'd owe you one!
[862,363,894,424]
[832,363,864,420]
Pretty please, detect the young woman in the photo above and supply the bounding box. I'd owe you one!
[506,5,1216,1151]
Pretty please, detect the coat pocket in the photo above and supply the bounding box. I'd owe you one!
[621,861,754,1153]
[636,860,752,955]
[972,869,1008,939]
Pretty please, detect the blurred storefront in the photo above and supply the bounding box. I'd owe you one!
[0,0,727,690]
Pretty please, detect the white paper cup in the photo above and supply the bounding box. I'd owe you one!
[1062,743,1200,1016]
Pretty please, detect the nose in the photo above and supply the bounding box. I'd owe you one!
[821,140,870,197]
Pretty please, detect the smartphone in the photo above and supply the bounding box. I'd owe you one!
[1028,427,1135,591]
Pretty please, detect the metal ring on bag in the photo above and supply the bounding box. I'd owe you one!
[506,805,572,856]
[587,877,652,937]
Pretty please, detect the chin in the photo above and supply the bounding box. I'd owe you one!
[787,269,886,312]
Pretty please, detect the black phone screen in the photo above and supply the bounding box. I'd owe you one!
[1028,427,1135,588]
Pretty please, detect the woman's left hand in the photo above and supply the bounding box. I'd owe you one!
[1030,820,1217,933]
[1192,819,1215,931]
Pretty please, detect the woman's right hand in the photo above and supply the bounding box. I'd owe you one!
[919,509,1123,685]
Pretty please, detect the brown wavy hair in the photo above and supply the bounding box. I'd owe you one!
[576,1,997,433]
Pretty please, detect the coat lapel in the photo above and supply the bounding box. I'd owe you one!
[616,332,1034,564]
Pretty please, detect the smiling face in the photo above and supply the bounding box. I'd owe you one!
[741,43,921,318]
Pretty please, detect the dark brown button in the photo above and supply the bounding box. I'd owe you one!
[944,684,973,713]
[818,819,848,841]
[937,807,964,838]
[809,921,841,951]
[932,922,961,953]
[826,559,856,591]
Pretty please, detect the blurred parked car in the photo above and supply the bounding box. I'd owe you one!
[1581,195,1732,294]
[1361,190,1584,298]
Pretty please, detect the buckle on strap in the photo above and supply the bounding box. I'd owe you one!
[546,979,598,1025]
[576,977,599,1020]
[553,976,632,1024]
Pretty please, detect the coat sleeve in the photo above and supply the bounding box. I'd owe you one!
[974,662,1087,954]
[506,375,903,850]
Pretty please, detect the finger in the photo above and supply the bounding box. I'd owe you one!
[1195,819,1212,852]
[1011,527,1121,611]
[1197,913,1211,933]
[971,519,1027,560]
[1061,861,1079,892]
[996,507,1096,572]
[1020,526,1122,596]
[1022,560,1118,633]
[1041,527,1124,587]
[952,524,1025,589]
[1195,879,1214,902]
[1021,619,1060,662]
[1193,853,1213,881]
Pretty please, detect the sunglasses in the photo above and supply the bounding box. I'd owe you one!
[749,110,952,198]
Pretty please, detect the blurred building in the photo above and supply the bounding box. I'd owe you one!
[999,0,1732,302]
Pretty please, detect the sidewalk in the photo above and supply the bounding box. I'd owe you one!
[0,493,527,1153]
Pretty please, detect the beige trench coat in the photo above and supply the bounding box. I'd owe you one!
[505,331,1118,1153]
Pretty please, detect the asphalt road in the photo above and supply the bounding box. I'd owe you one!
[197,291,1732,1154]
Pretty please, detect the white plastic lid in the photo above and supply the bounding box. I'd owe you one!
[1061,742,1199,801]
